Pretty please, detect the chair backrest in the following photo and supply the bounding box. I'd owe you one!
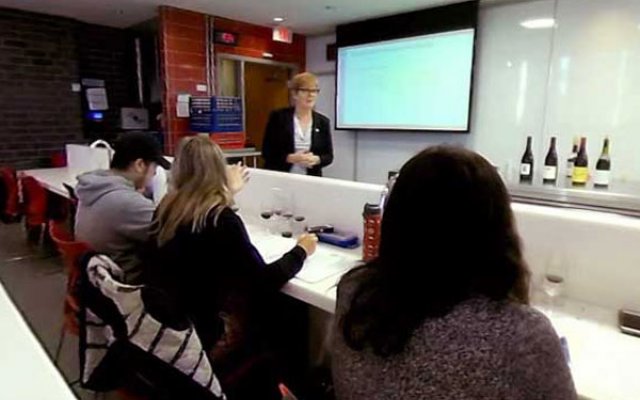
[51,151,67,168]
[21,176,48,227]
[49,221,91,291]
[0,167,20,222]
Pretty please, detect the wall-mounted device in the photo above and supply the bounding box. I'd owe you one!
[80,78,108,139]
[214,30,239,46]
[121,107,149,130]
[619,309,640,337]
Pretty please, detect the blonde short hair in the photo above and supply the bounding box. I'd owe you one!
[289,72,319,90]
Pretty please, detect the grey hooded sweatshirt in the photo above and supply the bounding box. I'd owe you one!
[75,170,155,283]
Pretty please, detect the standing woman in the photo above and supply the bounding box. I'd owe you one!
[262,72,334,177]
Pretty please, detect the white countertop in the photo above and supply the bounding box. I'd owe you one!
[535,298,640,400]
[20,167,640,400]
[0,282,77,399]
[246,224,640,400]
[20,167,74,198]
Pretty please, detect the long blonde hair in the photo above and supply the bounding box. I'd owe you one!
[154,136,232,246]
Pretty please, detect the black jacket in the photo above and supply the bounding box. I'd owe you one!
[143,207,306,350]
[261,107,334,177]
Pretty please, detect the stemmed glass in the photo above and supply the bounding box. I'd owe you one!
[541,254,568,317]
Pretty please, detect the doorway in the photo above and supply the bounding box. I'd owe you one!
[217,56,296,149]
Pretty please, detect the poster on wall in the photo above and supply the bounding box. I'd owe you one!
[86,88,109,111]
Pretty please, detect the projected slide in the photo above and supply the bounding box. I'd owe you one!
[337,29,475,131]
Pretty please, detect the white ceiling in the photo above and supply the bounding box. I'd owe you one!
[0,0,485,34]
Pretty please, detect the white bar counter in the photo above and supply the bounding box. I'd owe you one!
[247,222,640,400]
[0,282,77,399]
[21,166,640,400]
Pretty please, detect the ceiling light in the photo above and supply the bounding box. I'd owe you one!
[520,18,556,29]
[273,17,285,23]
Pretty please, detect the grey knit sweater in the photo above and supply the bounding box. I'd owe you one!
[332,277,577,400]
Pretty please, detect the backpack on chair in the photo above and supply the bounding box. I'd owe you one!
[78,252,226,400]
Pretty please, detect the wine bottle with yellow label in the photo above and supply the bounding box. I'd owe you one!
[572,137,589,186]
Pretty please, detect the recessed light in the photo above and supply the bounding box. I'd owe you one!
[273,17,285,23]
[520,18,555,29]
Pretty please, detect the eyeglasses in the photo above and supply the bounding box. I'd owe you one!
[296,88,320,95]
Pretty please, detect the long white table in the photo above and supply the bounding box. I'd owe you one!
[246,227,640,400]
[21,167,640,400]
[20,167,74,198]
[0,282,77,399]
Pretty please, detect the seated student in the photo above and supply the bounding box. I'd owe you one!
[143,136,318,399]
[75,132,170,284]
[332,146,577,400]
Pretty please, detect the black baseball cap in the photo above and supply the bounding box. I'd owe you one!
[110,132,171,170]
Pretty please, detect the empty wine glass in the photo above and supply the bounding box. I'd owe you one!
[271,188,294,235]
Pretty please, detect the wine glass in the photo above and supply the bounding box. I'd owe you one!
[541,254,568,316]
[271,188,294,235]
[259,198,274,234]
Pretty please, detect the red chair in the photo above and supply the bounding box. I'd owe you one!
[49,222,148,400]
[21,176,48,244]
[49,221,91,364]
[0,166,21,223]
[51,151,67,168]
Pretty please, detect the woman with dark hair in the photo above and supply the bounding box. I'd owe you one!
[332,146,576,400]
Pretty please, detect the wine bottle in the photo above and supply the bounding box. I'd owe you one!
[520,136,534,183]
[594,137,611,188]
[543,137,558,185]
[572,137,589,186]
[566,136,579,177]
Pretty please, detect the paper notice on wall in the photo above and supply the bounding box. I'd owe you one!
[177,94,190,118]
[86,87,109,111]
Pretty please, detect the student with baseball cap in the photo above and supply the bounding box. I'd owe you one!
[75,132,170,283]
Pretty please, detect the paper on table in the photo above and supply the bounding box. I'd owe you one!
[250,232,358,283]
[297,250,358,283]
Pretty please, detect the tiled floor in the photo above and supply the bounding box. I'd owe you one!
[0,223,122,400]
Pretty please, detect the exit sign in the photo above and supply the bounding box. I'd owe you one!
[214,30,238,46]
[273,25,293,44]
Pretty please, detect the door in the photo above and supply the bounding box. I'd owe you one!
[244,62,291,149]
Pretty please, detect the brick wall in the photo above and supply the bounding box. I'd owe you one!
[0,7,82,169]
[0,7,137,169]
[76,23,137,142]
[158,7,207,155]
[158,6,307,155]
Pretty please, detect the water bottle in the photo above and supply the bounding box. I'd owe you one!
[363,203,381,262]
